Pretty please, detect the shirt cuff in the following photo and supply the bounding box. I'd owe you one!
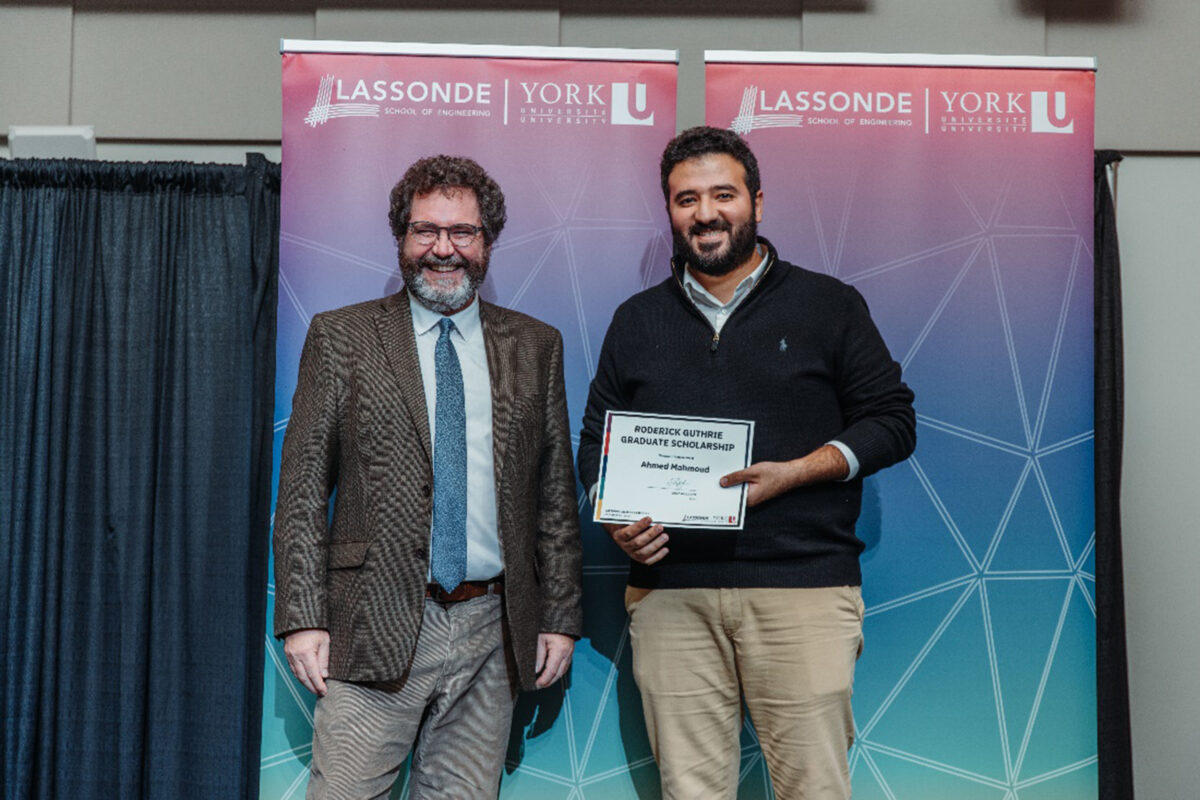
[827,440,859,481]
[589,482,600,506]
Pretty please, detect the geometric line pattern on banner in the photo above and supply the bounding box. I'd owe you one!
[263,153,1097,798]
[264,161,1096,798]
[804,158,1097,799]
[263,151,687,797]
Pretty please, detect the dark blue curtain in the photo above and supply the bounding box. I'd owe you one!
[0,156,278,799]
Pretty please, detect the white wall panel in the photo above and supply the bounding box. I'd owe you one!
[315,7,559,46]
[71,11,312,140]
[0,5,73,130]
[1115,153,1200,800]
[560,6,802,131]
[1047,0,1200,149]
[95,142,281,164]
[802,0,1046,56]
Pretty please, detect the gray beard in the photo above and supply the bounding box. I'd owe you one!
[401,252,487,314]
[405,267,480,314]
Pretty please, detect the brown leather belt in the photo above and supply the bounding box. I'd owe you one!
[426,578,504,604]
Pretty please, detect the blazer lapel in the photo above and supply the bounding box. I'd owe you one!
[376,291,432,464]
[480,301,513,485]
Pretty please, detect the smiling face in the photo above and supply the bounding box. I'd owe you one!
[666,153,763,277]
[400,188,490,314]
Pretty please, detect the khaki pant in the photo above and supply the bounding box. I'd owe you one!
[625,585,864,800]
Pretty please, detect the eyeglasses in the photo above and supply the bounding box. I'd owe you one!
[406,222,485,248]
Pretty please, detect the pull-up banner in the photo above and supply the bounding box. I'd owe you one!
[707,52,1097,797]
[264,40,677,798]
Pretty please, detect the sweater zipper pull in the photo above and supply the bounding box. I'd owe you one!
[710,331,720,352]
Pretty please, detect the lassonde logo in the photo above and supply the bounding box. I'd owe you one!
[730,86,803,134]
[305,74,380,126]
[729,84,916,134]
[304,74,495,126]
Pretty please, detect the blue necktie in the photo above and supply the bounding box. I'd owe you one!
[431,317,468,592]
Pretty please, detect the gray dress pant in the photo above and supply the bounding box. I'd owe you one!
[307,594,516,799]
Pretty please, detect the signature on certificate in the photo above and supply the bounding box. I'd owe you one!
[664,476,697,497]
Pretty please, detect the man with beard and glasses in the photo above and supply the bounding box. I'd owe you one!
[274,155,582,799]
[577,127,916,799]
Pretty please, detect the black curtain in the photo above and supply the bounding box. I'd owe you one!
[1094,150,1133,799]
[0,156,279,799]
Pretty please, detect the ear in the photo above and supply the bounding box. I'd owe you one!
[754,189,764,223]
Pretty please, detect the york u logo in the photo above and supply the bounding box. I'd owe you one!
[1031,91,1074,134]
[611,82,654,126]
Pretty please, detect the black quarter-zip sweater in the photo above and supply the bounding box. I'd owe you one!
[578,237,916,589]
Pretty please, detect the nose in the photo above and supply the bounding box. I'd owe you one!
[431,228,456,258]
[694,196,718,223]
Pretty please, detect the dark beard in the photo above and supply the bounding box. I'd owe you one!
[672,216,758,277]
[400,249,489,314]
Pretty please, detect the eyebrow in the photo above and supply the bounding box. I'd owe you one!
[672,183,743,202]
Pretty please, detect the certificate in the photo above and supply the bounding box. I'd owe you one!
[593,411,754,529]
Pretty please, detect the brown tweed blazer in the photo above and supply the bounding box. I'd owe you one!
[273,290,582,690]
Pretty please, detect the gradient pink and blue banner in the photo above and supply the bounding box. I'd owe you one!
[708,55,1097,798]
[264,43,677,798]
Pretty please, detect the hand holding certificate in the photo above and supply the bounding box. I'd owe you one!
[594,411,754,529]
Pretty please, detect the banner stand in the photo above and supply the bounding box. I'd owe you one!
[706,51,1098,798]
[263,39,678,799]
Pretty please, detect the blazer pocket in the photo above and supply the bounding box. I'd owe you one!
[327,540,370,569]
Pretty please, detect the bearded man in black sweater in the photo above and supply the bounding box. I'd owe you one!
[577,126,916,799]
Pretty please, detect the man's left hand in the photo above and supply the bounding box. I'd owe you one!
[720,461,798,506]
[535,632,574,688]
[721,445,850,506]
